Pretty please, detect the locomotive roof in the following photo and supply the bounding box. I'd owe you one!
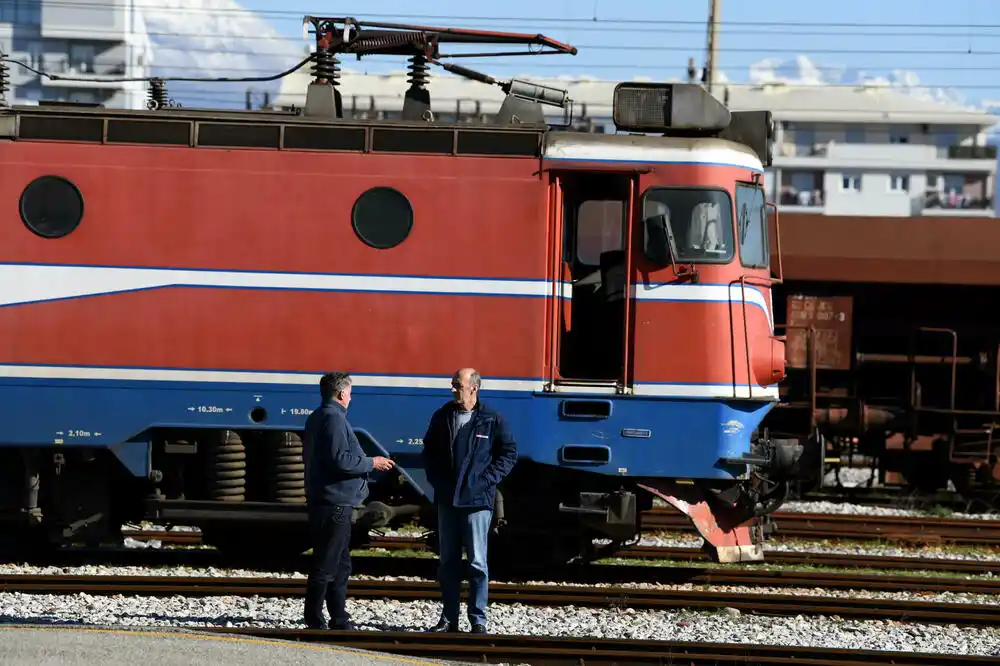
[545,131,764,171]
[0,102,763,169]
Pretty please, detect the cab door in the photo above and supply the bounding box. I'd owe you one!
[547,170,638,393]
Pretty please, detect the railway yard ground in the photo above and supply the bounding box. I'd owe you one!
[3,489,1000,664]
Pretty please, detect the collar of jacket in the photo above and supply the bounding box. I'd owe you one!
[322,398,347,413]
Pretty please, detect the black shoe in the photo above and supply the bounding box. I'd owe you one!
[428,619,459,632]
[304,619,327,630]
[471,624,487,634]
[329,621,355,631]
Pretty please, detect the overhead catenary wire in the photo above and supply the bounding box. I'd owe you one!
[7,58,999,94]
[3,54,316,84]
[0,5,995,103]
[2,0,1000,30]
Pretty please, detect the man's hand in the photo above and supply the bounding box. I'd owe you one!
[372,456,395,472]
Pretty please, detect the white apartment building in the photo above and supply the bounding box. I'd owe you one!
[737,83,999,218]
[0,0,153,110]
[275,68,999,217]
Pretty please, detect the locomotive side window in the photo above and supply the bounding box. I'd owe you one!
[640,188,734,264]
[735,183,769,269]
[19,175,85,239]
[575,199,624,266]
[351,186,414,249]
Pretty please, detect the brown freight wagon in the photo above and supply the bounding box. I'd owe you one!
[765,212,1000,503]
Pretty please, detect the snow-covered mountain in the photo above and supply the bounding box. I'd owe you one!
[741,54,973,109]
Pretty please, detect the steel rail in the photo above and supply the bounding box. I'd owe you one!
[171,627,1000,665]
[127,508,1000,547]
[120,531,1000,576]
[615,545,1000,574]
[3,574,999,626]
[643,509,1000,544]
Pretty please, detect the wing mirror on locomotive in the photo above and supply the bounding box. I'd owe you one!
[643,214,673,266]
[643,214,697,280]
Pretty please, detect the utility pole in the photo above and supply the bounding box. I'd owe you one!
[706,0,721,93]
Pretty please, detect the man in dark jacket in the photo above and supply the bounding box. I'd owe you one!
[302,371,394,630]
[421,368,517,634]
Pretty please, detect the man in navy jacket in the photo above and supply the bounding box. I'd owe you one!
[421,368,518,634]
[302,371,394,630]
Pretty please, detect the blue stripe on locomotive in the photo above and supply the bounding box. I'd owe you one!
[0,376,775,497]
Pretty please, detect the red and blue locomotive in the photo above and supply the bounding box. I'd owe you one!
[0,17,804,564]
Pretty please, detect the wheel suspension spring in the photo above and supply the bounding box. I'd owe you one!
[311,48,341,85]
[267,431,306,504]
[206,430,246,502]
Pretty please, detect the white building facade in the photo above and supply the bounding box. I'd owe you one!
[753,83,998,217]
[275,69,999,217]
[1,0,153,110]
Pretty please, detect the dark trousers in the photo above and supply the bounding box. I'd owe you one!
[304,503,353,628]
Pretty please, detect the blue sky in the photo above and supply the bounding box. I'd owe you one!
[232,0,1000,111]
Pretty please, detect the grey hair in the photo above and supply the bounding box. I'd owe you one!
[453,368,481,390]
[320,371,352,399]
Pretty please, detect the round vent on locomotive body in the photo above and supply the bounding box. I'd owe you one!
[351,186,414,250]
[19,175,84,239]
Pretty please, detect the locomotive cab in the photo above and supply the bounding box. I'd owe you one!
[533,83,804,562]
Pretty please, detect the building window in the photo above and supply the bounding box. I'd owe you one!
[27,42,43,70]
[889,174,910,192]
[934,131,956,158]
[17,0,41,25]
[69,44,96,73]
[841,174,861,191]
[845,128,865,143]
[889,131,909,144]
[795,128,815,156]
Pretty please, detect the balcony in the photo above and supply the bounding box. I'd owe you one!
[775,170,825,213]
[922,173,995,216]
[774,140,997,172]
[948,144,998,160]
[922,193,995,216]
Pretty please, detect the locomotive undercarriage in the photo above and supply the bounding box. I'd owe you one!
[0,427,797,567]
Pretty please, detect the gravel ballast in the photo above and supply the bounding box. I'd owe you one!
[0,593,997,656]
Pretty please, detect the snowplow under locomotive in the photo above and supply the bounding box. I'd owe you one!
[0,16,804,564]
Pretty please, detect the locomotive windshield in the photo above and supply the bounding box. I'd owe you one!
[641,188,735,264]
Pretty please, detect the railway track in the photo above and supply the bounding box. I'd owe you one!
[119,531,1000,576]
[3,574,999,626]
[127,508,1000,547]
[643,508,1000,544]
[195,628,1000,665]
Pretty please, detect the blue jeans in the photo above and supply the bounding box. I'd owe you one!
[437,503,492,627]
